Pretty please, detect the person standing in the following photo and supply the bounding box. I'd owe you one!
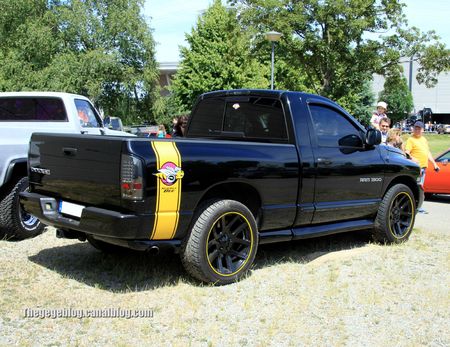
[379,117,391,144]
[405,121,440,213]
[171,117,182,137]
[171,115,189,137]
[370,101,388,130]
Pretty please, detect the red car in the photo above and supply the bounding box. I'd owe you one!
[424,148,450,197]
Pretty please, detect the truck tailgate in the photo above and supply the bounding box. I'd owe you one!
[29,133,124,207]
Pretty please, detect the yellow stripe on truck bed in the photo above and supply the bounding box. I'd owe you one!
[150,141,184,240]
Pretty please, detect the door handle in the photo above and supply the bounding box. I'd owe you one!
[317,158,332,165]
[317,158,333,165]
[63,147,77,156]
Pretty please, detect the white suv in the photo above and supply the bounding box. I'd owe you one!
[0,91,130,239]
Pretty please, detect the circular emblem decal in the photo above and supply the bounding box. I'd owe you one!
[156,162,184,186]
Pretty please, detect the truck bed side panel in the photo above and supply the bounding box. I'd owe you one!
[166,139,299,238]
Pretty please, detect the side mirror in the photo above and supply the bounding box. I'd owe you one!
[365,128,382,147]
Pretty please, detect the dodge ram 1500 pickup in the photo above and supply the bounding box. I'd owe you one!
[20,89,423,284]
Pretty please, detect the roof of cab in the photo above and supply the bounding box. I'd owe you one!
[0,91,90,100]
[199,89,336,104]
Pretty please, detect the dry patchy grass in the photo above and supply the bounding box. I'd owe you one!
[0,198,449,346]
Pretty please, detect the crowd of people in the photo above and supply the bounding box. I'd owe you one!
[152,114,189,138]
[371,101,440,213]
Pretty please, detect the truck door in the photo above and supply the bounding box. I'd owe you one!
[307,102,384,224]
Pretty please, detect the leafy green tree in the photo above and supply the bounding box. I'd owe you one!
[171,0,269,111]
[379,71,413,124]
[339,79,374,125]
[0,0,160,124]
[229,0,449,112]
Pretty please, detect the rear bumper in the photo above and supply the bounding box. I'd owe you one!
[19,191,153,240]
[55,228,180,252]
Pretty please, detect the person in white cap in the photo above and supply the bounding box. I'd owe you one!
[370,101,388,130]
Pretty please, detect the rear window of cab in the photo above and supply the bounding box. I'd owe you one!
[188,96,288,142]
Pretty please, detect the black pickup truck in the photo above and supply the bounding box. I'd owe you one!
[20,89,423,284]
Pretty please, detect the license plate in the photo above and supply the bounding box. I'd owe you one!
[59,201,85,218]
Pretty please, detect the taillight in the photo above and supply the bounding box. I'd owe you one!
[121,154,144,200]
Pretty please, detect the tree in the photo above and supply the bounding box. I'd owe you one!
[0,0,160,124]
[229,0,449,115]
[340,79,374,126]
[170,0,269,112]
[379,70,413,124]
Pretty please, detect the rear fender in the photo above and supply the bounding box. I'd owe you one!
[2,158,27,188]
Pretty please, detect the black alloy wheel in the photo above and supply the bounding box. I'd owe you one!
[181,199,258,285]
[373,184,416,244]
[206,212,253,276]
[388,192,414,238]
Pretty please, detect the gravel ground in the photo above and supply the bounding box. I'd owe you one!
[0,196,449,346]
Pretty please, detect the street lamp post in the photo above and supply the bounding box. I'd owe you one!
[264,31,282,90]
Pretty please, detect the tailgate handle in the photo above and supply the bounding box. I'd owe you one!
[63,147,77,156]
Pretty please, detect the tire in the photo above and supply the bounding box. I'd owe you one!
[181,199,258,285]
[86,235,128,253]
[0,177,45,240]
[373,184,416,244]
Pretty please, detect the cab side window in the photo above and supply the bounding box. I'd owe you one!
[75,99,101,128]
[309,104,363,147]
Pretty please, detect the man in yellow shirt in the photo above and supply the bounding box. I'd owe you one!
[405,121,439,213]
[405,121,439,170]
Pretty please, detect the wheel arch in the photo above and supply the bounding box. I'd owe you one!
[4,158,27,184]
[1,158,27,195]
[383,175,420,206]
[195,182,262,223]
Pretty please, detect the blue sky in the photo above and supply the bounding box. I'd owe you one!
[144,0,450,63]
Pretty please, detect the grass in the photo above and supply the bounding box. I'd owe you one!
[424,134,450,156]
[1,197,449,347]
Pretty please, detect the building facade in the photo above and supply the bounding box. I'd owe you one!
[372,59,450,114]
